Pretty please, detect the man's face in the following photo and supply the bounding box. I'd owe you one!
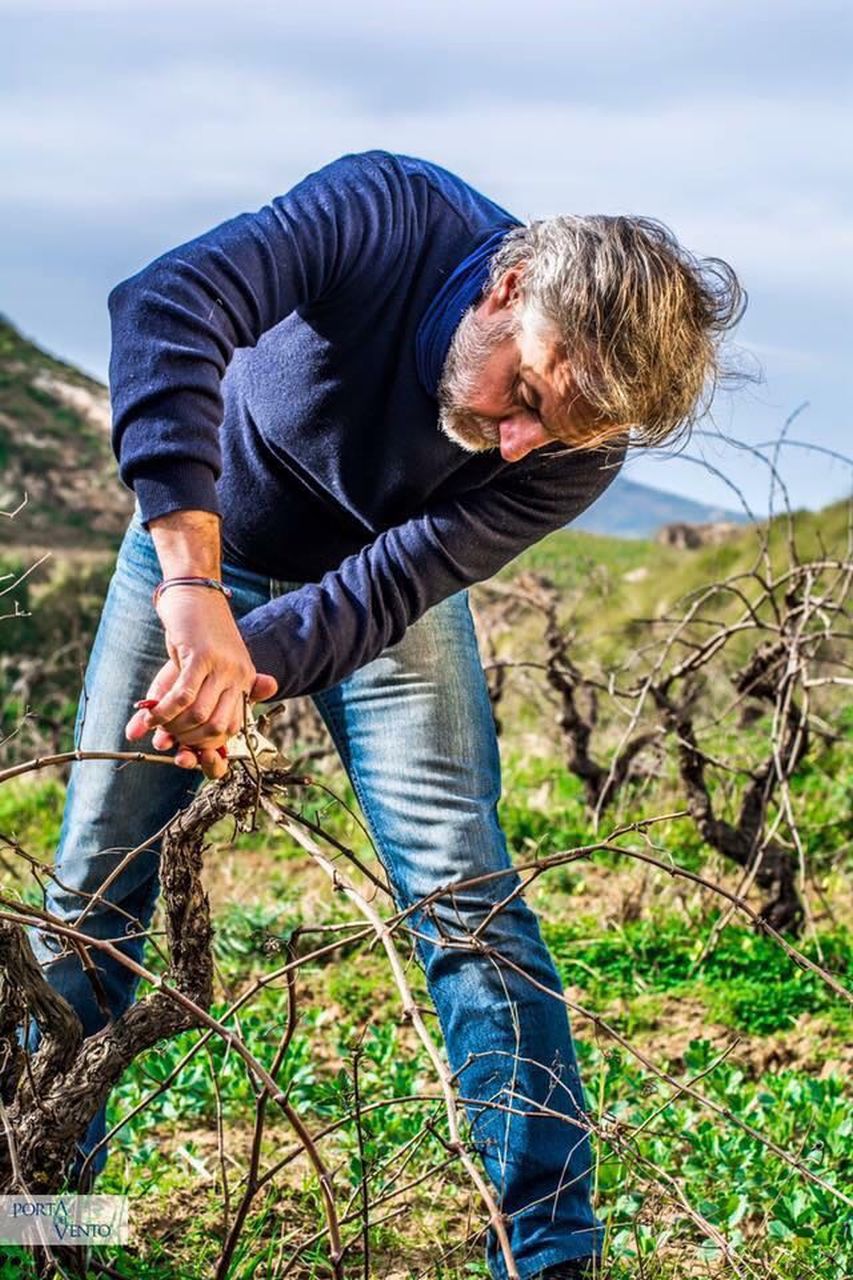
[438,274,615,463]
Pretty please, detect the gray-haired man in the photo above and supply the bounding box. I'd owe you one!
[29,151,743,1279]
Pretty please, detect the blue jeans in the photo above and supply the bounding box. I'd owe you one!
[25,514,600,1278]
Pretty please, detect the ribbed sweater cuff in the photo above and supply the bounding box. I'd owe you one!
[130,462,222,527]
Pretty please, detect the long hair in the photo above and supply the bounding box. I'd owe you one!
[488,216,747,446]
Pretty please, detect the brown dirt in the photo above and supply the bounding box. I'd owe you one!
[127,1116,480,1276]
[605,993,849,1080]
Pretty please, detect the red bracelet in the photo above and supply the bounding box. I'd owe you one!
[152,576,233,608]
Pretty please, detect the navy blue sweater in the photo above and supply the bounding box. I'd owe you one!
[108,151,623,697]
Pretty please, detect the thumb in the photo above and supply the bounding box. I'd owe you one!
[125,659,181,741]
[250,672,278,702]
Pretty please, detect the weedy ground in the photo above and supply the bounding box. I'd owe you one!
[0,508,850,1278]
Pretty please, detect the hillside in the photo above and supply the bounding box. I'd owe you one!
[488,496,851,677]
[0,315,132,549]
[573,473,749,537]
[1,313,753,551]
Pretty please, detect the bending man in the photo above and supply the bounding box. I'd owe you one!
[28,151,743,1280]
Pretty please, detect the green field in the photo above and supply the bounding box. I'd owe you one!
[1,505,850,1279]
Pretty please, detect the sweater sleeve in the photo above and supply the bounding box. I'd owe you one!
[107,152,408,524]
[238,441,625,697]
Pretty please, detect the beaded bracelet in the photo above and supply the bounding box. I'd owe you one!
[152,576,234,608]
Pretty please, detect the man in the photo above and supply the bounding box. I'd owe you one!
[26,151,743,1279]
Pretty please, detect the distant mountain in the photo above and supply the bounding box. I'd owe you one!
[572,475,749,539]
[1,313,748,551]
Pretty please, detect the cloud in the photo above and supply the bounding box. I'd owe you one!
[1,0,850,510]
[1,57,850,300]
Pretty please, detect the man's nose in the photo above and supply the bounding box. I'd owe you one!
[498,417,551,463]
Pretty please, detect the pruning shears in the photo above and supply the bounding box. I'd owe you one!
[225,704,290,770]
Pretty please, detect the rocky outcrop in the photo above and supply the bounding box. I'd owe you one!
[30,370,111,434]
[655,520,742,550]
[0,317,133,549]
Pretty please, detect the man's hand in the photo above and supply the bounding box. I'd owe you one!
[125,589,277,778]
[124,508,277,780]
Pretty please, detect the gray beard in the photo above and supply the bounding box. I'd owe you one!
[436,306,519,453]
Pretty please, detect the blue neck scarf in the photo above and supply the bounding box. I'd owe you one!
[415,226,517,400]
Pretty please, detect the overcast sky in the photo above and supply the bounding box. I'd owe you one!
[2,0,850,513]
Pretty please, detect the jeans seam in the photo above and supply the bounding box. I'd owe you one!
[310,692,413,913]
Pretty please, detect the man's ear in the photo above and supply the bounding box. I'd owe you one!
[498,266,524,306]
[482,265,525,314]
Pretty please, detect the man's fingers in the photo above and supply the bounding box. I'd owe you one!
[126,661,276,751]
[126,660,181,741]
[251,672,278,702]
[146,662,208,726]
[126,711,153,743]
[174,744,200,770]
[174,744,228,780]
[150,671,228,740]
[199,746,229,779]
[145,658,181,704]
[162,687,239,748]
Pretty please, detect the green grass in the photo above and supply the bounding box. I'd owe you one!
[15,850,838,1279]
[3,1018,849,1278]
[543,913,852,1036]
[0,779,65,871]
[1,500,850,1278]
